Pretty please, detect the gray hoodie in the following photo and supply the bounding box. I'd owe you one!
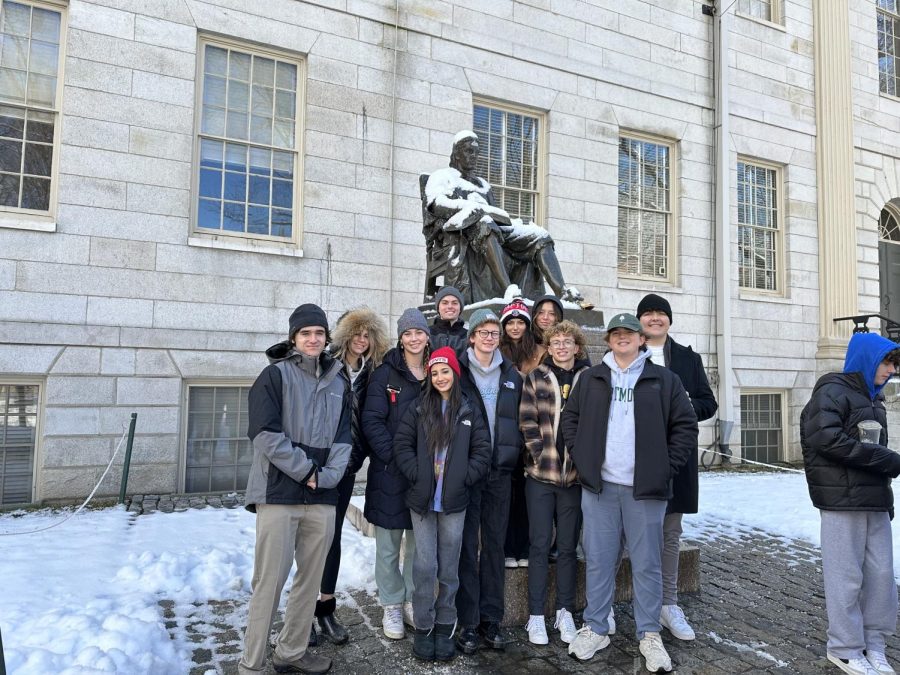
[601,349,651,487]
[466,346,504,444]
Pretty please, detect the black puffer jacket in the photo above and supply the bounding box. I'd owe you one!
[661,337,718,514]
[458,350,524,475]
[361,347,424,529]
[393,396,492,515]
[341,360,374,475]
[430,318,468,355]
[801,371,900,516]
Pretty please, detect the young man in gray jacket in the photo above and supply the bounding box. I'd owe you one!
[239,304,352,675]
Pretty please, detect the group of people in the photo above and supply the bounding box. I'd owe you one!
[235,284,900,675]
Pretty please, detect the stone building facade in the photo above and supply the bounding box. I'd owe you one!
[0,0,895,504]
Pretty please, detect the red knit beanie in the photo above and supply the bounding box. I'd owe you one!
[427,346,461,378]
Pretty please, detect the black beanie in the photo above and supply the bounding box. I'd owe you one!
[289,304,328,340]
[636,293,673,325]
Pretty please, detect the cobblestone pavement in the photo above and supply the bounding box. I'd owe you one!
[156,512,900,675]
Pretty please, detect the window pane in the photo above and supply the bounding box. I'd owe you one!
[185,386,252,493]
[0,383,38,504]
[223,201,245,231]
[201,106,225,136]
[247,205,269,234]
[28,40,57,76]
[229,51,250,80]
[0,105,24,137]
[21,175,49,209]
[1,34,28,70]
[199,168,222,199]
[737,161,779,291]
[276,61,296,90]
[271,178,292,208]
[252,56,275,86]
[0,173,19,206]
[23,141,50,176]
[203,75,226,108]
[0,67,26,103]
[0,137,21,171]
[223,171,246,201]
[25,110,52,141]
[1,2,30,37]
[205,45,227,75]
[198,198,221,230]
[30,7,60,43]
[271,208,292,237]
[26,73,55,106]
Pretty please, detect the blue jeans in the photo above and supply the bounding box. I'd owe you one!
[410,509,467,630]
[582,482,666,639]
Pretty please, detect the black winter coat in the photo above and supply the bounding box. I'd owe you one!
[658,337,718,514]
[430,318,468,355]
[560,360,698,500]
[340,360,374,476]
[393,396,492,515]
[361,348,424,529]
[800,372,900,516]
[458,350,524,475]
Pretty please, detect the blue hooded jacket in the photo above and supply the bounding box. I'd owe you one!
[843,332,899,400]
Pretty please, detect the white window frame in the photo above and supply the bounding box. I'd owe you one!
[179,380,255,495]
[736,0,784,27]
[878,1,900,98]
[0,377,43,505]
[471,98,547,226]
[190,35,306,251]
[739,389,786,465]
[737,157,785,296]
[0,0,67,233]
[617,130,678,284]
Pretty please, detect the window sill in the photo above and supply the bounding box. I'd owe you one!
[738,291,790,303]
[187,235,304,258]
[617,279,683,294]
[736,12,786,33]
[0,212,57,233]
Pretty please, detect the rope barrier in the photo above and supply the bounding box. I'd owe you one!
[0,425,131,537]
[702,447,805,474]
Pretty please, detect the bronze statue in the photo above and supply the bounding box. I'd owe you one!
[421,131,590,308]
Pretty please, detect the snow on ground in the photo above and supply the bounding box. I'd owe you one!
[0,505,374,674]
[0,471,896,673]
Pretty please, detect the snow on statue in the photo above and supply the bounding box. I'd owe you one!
[423,130,592,309]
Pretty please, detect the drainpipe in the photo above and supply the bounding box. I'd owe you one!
[713,2,736,458]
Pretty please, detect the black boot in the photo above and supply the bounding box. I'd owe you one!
[308,623,318,647]
[316,598,349,645]
[455,626,479,655]
[413,629,435,661]
[434,623,456,661]
[479,621,510,650]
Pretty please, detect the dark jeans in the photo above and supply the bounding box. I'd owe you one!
[525,476,581,614]
[456,472,512,626]
[504,468,529,560]
[319,472,355,595]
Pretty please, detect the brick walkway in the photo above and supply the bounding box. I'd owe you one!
[166,513,900,674]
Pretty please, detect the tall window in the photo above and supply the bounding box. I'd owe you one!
[0,384,38,504]
[740,392,783,465]
[472,102,542,223]
[617,135,672,280]
[737,160,780,292]
[879,1,900,96]
[0,0,63,213]
[184,385,252,493]
[195,40,302,242]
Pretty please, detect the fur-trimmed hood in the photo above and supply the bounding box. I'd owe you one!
[331,307,390,367]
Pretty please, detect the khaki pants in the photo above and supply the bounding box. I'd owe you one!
[239,503,335,674]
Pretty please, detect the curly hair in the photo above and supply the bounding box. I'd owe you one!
[543,320,588,361]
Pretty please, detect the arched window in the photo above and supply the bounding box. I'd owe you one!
[879,206,900,242]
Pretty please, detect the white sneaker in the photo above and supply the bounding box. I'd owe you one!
[567,625,610,660]
[402,600,415,628]
[639,631,673,673]
[525,614,548,645]
[517,558,529,567]
[505,557,518,568]
[607,606,616,635]
[865,651,897,675]
[554,608,577,644]
[660,604,695,641]
[829,654,880,675]
[381,604,405,639]
[866,652,897,675]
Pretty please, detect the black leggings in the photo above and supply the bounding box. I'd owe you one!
[319,472,356,595]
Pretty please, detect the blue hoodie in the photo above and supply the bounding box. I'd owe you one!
[843,332,899,400]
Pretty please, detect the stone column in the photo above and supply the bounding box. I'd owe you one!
[813,0,857,365]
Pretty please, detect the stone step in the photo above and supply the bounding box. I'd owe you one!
[345,500,700,627]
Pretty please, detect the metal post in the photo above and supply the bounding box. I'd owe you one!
[118,413,138,505]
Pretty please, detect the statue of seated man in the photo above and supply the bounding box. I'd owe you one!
[423,130,590,308]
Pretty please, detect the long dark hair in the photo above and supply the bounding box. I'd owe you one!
[531,300,563,345]
[501,323,539,371]
[421,369,461,458]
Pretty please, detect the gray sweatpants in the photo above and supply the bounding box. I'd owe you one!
[821,510,897,659]
[582,482,667,639]
[374,526,416,606]
[662,512,683,606]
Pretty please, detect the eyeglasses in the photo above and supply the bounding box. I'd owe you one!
[475,330,500,339]
[548,339,575,349]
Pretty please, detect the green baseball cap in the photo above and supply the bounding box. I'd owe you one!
[605,312,642,333]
